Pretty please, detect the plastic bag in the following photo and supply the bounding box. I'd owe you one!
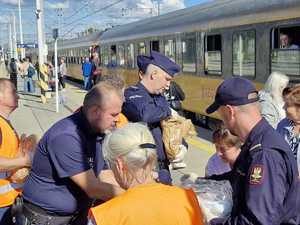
[181,176,233,224]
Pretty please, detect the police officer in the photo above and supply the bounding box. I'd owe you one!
[122,51,180,184]
[15,82,124,225]
[206,77,300,225]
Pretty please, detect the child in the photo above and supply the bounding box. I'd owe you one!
[205,128,241,177]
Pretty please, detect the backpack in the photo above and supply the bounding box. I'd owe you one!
[27,65,36,78]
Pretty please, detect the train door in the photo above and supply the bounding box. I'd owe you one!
[150,40,160,52]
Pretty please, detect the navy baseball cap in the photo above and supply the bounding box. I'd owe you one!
[206,77,259,114]
[137,51,180,77]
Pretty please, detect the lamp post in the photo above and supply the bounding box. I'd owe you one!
[18,0,25,58]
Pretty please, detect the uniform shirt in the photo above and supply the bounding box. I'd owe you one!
[89,183,204,225]
[23,110,105,215]
[122,82,171,162]
[211,119,300,225]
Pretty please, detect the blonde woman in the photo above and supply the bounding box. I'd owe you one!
[89,123,204,225]
[258,72,289,128]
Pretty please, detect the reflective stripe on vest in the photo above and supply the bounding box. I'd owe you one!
[0,182,23,194]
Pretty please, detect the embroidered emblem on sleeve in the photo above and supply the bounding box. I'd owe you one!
[249,165,264,185]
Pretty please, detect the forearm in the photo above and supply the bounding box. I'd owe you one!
[0,156,26,172]
[89,180,124,201]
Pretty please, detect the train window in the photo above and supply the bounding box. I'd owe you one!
[110,45,117,67]
[205,34,222,75]
[233,30,255,77]
[151,40,160,52]
[182,37,196,73]
[102,47,109,66]
[271,26,300,76]
[164,39,176,62]
[127,43,135,68]
[118,45,125,66]
[138,42,146,55]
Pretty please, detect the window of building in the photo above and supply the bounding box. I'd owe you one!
[271,26,300,76]
[205,34,222,75]
[233,30,256,77]
[182,35,196,73]
[164,39,176,62]
[138,42,146,55]
[127,43,135,68]
[118,45,125,66]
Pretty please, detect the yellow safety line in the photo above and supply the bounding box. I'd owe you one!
[185,137,215,154]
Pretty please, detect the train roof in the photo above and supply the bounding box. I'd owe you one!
[100,0,300,44]
[48,31,102,50]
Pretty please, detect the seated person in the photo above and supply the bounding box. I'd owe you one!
[88,123,204,225]
[280,33,299,49]
[205,128,241,177]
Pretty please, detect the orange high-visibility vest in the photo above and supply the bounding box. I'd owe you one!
[0,116,22,207]
[89,183,204,225]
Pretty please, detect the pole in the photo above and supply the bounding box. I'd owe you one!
[18,0,25,58]
[12,13,18,59]
[36,0,45,67]
[8,23,12,59]
[54,38,59,113]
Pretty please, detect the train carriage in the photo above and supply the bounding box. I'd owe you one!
[98,0,300,122]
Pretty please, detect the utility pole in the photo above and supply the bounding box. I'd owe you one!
[53,28,59,113]
[36,0,45,67]
[18,0,25,58]
[12,13,18,60]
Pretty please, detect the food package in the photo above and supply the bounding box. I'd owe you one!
[181,175,233,224]
[161,114,196,160]
[9,134,39,184]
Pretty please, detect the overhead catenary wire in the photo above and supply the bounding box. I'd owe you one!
[62,0,125,29]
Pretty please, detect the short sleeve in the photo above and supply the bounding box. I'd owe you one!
[48,134,90,178]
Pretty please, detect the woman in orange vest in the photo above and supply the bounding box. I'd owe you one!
[89,123,204,225]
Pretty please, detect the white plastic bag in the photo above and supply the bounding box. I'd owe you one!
[181,176,233,224]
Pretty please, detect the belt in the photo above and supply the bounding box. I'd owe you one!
[22,202,73,225]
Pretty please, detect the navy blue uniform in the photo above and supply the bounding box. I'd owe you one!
[210,119,300,225]
[23,110,105,215]
[122,82,172,184]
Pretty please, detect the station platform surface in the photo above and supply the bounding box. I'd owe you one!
[0,63,214,184]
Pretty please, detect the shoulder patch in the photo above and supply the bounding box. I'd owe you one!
[249,165,264,185]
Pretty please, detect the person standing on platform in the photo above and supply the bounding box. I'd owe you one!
[0,78,31,225]
[122,51,180,185]
[15,82,124,225]
[58,57,67,90]
[8,59,18,91]
[82,57,93,90]
[206,77,300,225]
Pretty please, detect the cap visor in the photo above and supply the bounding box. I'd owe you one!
[206,102,220,114]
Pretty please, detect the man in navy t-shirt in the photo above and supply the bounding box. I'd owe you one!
[16,82,124,225]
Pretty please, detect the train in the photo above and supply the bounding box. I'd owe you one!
[48,0,300,123]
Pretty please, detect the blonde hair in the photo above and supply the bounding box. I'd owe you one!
[103,123,157,171]
[264,72,289,97]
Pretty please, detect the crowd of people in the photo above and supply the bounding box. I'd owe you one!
[0,50,300,225]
